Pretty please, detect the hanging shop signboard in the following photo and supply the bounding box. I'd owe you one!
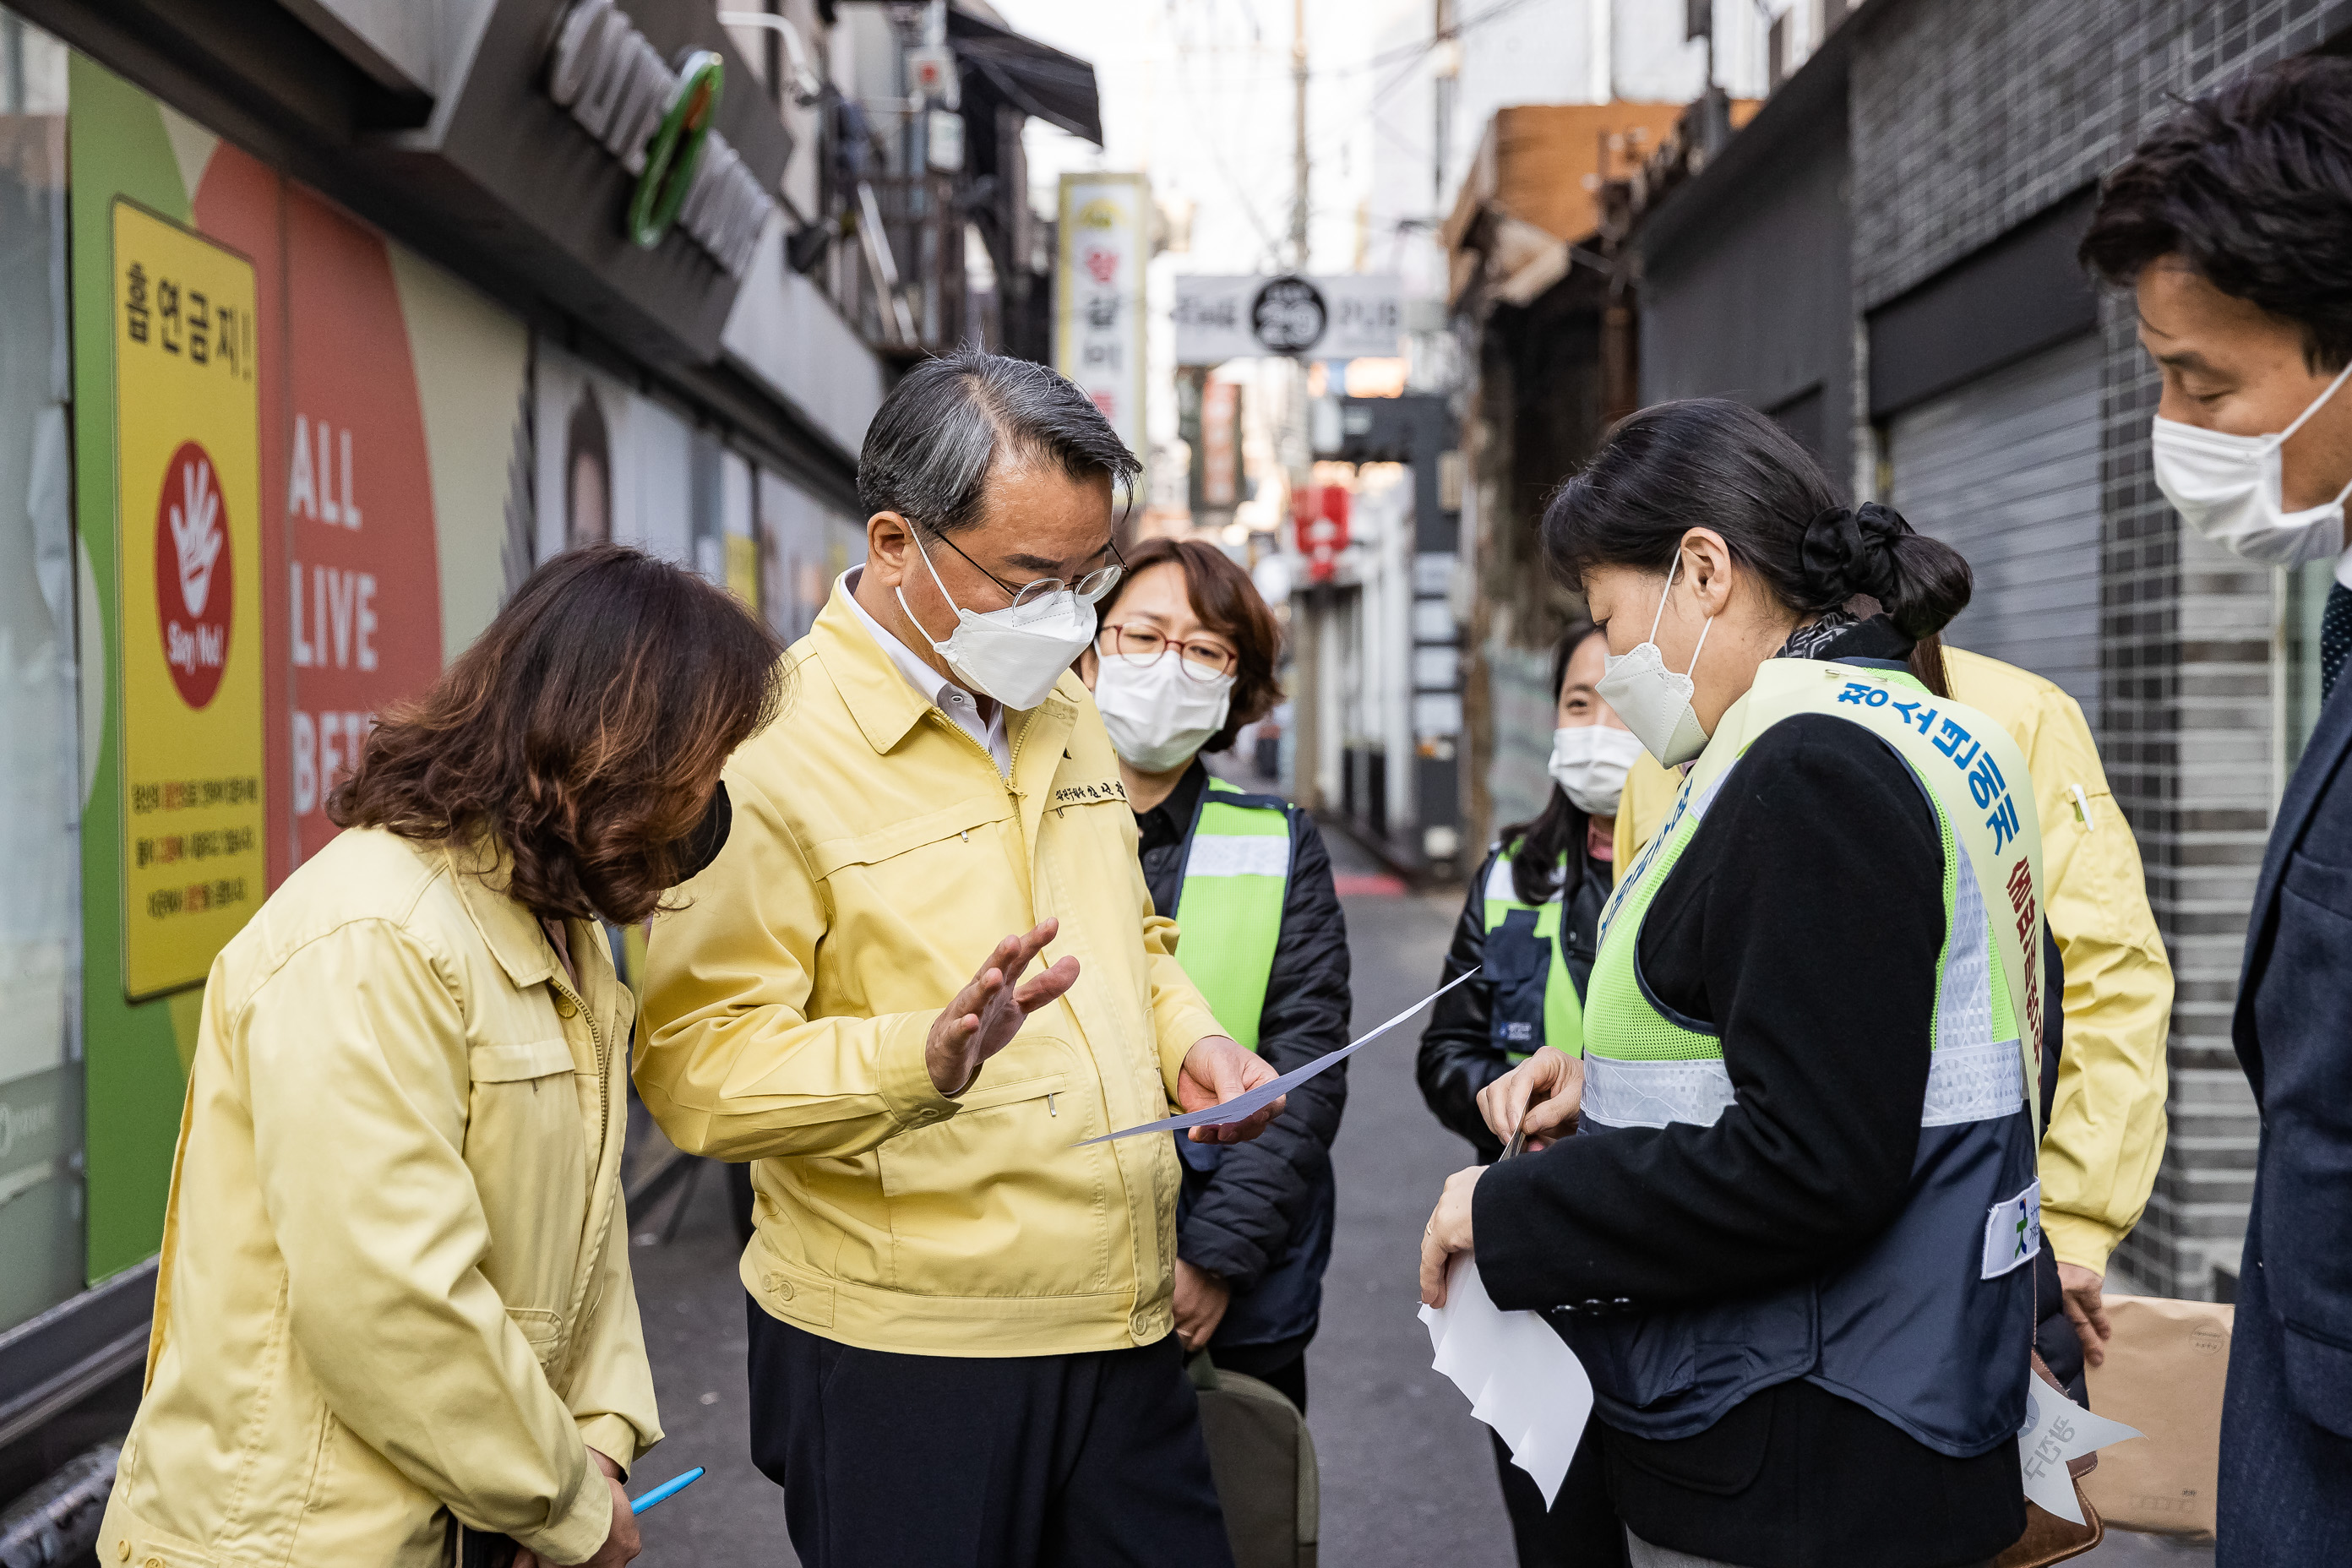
[1173,274,1404,365]
[1054,172,1151,466]
[111,200,266,1000]
[542,2,771,275]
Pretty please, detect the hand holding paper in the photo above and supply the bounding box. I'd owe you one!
[1076,967,1480,1146]
[1175,1034,1284,1144]
[1420,1252,1595,1507]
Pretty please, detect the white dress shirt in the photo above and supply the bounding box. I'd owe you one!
[841,568,1012,776]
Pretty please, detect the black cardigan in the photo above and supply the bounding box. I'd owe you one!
[1135,764,1351,1296]
[1473,623,2027,1568]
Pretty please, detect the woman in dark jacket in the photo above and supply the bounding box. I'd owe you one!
[1418,621,1636,1567]
[1422,400,2045,1568]
[1078,537,1350,1412]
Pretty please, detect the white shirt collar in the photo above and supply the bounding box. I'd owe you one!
[843,567,960,705]
[840,568,1010,774]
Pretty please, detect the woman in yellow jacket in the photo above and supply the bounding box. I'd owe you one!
[100,546,782,1568]
[1614,640,2172,1384]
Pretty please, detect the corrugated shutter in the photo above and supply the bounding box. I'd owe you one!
[1887,334,2103,726]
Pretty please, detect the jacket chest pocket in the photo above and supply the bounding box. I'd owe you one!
[467,1036,589,1309]
[1487,910,1551,1054]
[874,1065,1111,1298]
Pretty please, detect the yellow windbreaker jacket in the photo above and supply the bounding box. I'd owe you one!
[101,828,660,1568]
[634,582,1227,1357]
[1614,645,2172,1272]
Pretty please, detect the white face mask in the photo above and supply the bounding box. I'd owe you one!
[898,526,1099,711]
[1594,559,1713,768]
[1547,723,1643,816]
[2153,359,2352,572]
[1093,649,1234,774]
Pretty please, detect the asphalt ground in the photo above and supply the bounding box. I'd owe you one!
[623,820,2212,1567]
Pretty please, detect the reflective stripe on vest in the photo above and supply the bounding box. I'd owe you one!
[1173,778,1291,1053]
[1480,850,1585,1062]
[1571,657,2046,1458]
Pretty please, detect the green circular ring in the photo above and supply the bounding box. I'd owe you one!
[629,50,723,249]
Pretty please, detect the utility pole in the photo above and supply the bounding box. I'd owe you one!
[1433,0,1456,214]
[1290,0,1309,270]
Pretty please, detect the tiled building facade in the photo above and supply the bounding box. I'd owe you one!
[1850,0,2352,1296]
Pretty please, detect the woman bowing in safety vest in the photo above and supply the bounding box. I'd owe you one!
[1418,619,1638,1568]
[1079,538,1350,1413]
[1421,400,2047,1568]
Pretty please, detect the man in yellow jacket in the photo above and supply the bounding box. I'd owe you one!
[637,351,1281,1568]
[1615,642,2172,1369]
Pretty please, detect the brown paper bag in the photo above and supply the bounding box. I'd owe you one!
[2077,1293,2233,1541]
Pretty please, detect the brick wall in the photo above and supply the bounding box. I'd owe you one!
[1850,0,2352,1296]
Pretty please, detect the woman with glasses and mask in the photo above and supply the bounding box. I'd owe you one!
[1420,400,2050,1568]
[1414,618,1639,1568]
[101,546,779,1568]
[1076,538,1352,1414]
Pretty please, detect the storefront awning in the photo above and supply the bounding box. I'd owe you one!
[947,6,1103,145]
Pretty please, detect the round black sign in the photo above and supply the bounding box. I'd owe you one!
[1250,275,1328,355]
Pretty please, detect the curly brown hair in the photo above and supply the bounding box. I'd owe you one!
[329,544,784,924]
[1092,536,1283,752]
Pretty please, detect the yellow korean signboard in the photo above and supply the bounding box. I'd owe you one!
[112,200,265,999]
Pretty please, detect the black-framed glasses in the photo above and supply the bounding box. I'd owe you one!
[921,523,1126,611]
[1097,622,1237,680]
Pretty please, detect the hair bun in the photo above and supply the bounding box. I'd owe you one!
[1799,503,1907,606]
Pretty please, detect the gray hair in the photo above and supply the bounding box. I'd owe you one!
[856,348,1141,533]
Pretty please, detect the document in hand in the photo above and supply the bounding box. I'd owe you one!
[1418,1252,1594,1506]
[1073,966,1480,1146]
[2017,1375,2141,1524]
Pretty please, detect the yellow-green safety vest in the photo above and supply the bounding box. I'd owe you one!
[1173,777,1291,1051]
[1572,656,2048,1456]
[1481,849,1586,1063]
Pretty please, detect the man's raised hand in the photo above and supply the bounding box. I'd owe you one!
[926,921,1081,1097]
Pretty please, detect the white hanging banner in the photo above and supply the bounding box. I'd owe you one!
[1054,173,1151,462]
[1173,274,1404,364]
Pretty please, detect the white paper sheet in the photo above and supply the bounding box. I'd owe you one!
[2017,1374,2142,1523]
[1418,1253,1595,1506]
[1073,966,1480,1146]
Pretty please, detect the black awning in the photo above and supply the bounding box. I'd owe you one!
[946,6,1102,145]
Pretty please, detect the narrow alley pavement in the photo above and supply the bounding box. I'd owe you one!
[623,821,2209,1567]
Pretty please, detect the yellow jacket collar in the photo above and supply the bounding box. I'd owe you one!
[810,576,1087,757]
[440,836,564,991]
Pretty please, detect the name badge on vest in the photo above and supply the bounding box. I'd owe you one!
[1981,1179,2042,1279]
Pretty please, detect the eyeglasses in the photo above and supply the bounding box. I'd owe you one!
[923,524,1125,612]
[1098,623,1238,680]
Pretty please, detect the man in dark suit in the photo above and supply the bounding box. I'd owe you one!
[2081,59,2352,1565]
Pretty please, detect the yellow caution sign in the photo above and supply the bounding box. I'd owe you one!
[112,199,265,999]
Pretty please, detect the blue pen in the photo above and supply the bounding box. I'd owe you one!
[629,1467,705,1516]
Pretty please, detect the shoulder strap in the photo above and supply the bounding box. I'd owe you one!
[1728,659,2049,1134]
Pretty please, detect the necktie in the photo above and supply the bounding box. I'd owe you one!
[2324,580,2352,701]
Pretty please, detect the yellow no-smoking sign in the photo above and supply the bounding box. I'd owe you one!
[112,201,265,1000]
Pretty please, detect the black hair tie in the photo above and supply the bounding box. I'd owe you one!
[1800,502,1908,604]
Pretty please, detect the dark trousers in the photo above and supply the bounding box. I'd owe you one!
[2218,1211,2352,1565]
[1493,1418,1627,1568]
[745,1299,1235,1568]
